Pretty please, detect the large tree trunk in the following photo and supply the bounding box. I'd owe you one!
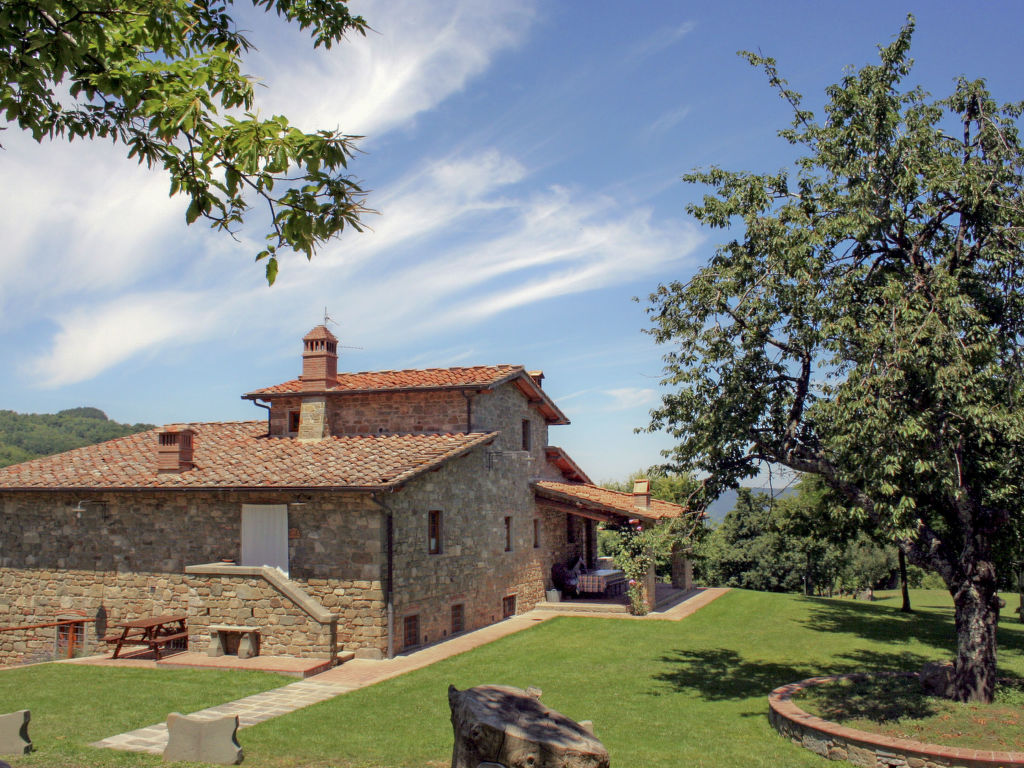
[898,549,912,613]
[950,564,1000,703]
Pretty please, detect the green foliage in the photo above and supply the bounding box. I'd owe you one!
[697,489,807,592]
[603,520,663,614]
[646,17,1023,699]
[601,468,704,582]
[0,1,371,283]
[0,408,153,467]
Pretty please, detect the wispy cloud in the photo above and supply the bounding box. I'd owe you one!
[22,142,702,384]
[27,292,225,387]
[602,387,658,411]
[0,134,182,324]
[623,21,695,65]
[253,0,537,137]
[644,105,691,138]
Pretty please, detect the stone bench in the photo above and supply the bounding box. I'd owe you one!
[0,710,32,756]
[163,712,242,765]
[207,626,260,659]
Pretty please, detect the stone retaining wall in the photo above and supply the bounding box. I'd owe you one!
[0,489,386,665]
[769,675,1024,768]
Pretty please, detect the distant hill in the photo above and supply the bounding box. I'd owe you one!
[0,408,154,468]
[704,485,797,524]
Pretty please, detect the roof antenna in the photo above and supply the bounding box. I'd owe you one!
[322,308,364,350]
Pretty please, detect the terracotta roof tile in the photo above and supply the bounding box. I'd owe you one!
[534,480,690,521]
[0,422,496,491]
[245,365,524,396]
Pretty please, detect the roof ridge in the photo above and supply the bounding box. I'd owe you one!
[337,364,522,376]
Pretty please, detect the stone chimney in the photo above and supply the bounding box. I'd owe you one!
[301,325,338,391]
[632,478,651,510]
[157,427,194,473]
[528,370,545,388]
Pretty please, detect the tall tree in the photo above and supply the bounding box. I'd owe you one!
[1,1,370,283]
[646,19,1024,703]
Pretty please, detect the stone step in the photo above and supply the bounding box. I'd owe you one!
[335,651,355,664]
[533,601,629,614]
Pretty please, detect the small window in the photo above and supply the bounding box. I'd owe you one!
[403,614,420,649]
[504,516,512,552]
[566,514,576,543]
[521,419,531,451]
[451,604,465,635]
[502,595,517,619]
[533,518,540,549]
[288,410,300,432]
[428,510,442,555]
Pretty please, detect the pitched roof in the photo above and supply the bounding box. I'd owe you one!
[246,365,523,395]
[544,446,592,484]
[0,422,497,491]
[534,480,690,521]
[244,365,569,424]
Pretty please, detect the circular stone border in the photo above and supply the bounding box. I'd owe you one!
[768,674,1024,768]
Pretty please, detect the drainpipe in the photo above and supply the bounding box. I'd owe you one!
[370,491,396,659]
[251,398,272,436]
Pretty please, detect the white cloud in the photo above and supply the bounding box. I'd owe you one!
[602,387,658,411]
[252,0,537,137]
[27,292,224,387]
[0,134,182,324]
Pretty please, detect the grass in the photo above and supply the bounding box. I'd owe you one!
[0,664,291,768]
[1,589,1022,768]
[795,674,1024,751]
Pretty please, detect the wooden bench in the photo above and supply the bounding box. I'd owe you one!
[105,614,187,659]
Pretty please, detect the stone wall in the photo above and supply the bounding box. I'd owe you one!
[0,377,577,663]
[185,574,336,658]
[0,489,387,664]
[269,390,474,437]
[384,384,569,652]
[769,675,1024,768]
[268,378,556,445]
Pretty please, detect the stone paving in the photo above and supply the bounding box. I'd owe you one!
[91,679,356,754]
[91,588,729,755]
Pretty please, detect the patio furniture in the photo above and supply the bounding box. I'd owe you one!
[103,613,187,659]
[577,569,626,597]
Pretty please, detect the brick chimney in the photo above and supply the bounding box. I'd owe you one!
[157,426,194,473]
[632,478,651,510]
[301,325,338,391]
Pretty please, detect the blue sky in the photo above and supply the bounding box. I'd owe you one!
[2,1,1022,482]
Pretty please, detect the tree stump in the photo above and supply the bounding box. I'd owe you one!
[448,684,610,768]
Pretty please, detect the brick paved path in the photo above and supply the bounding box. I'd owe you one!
[93,588,729,754]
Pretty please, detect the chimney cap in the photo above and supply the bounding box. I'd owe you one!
[157,425,195,473]
[632,478,651,509]
[303,324,338,342]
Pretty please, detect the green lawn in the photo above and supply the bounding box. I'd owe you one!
[0,665,290,768]
[2,589,1022,768]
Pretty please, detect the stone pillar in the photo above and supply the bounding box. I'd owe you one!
[671,543,693,590]
[644,557,657,612]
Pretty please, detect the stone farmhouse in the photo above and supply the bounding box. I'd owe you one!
[0,326,689,665]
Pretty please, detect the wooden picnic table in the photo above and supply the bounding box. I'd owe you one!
[104,613,188,660]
